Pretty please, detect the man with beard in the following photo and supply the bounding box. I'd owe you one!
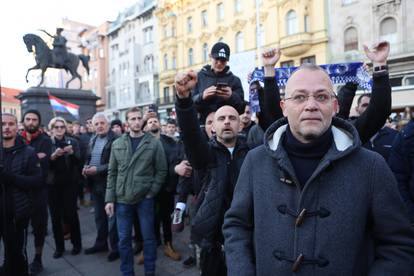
[1,113,42,276]
[145,116,181,261]
[105,107,167,276]
[239,105,255,138]
[20,110,52,275]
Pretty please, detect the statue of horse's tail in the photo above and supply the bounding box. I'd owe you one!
[79,55,90,75]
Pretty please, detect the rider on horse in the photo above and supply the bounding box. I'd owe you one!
[41,28,68,67]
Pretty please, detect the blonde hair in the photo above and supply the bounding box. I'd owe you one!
[48,116,67,131]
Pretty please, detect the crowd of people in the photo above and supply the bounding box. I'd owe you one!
[1,40,414,276]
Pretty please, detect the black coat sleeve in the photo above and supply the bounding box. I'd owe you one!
[175,96,212,170]
[337,82,358,119]
[38,136,52,180]
[353,72,391,144]
[13,149,43,190]
[257,77,284,132]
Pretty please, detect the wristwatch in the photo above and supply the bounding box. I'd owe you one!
[373,65,388,72]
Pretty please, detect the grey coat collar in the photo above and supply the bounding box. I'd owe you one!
[264,117,361,162]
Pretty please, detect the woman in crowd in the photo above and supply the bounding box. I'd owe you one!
[48,117,82,258]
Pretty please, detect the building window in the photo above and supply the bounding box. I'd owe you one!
[188,48,194,66]
[257,24,265,48]
[301,56,316,64]
[380,17,397,45]
[99,48,104,58]
[234,0,242,13]
[172,55,177,69]
[403,75,414,86]
[217,3,224,22]
[281,60,294,68]
[187,17,193,33]
[143,26,153,44]
[163,87,170,103]
[235,32,244,53]
[202,43,209,62]
[164,54,168,70]
[201,10,208,27]
[304,15,310,32]
[286,10,298,35]
[344,27,358,52]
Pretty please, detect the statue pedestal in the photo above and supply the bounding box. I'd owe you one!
[18,87,100,125]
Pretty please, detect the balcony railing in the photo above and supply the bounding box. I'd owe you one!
[156,96,174,106]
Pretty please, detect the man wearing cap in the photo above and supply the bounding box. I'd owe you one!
[192,42,245,124]
[20,110,52,275]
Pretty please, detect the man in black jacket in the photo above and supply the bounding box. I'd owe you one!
[388,119,414,223]
[175,73,250,276]
[1,113,42,276]
[145,116,181,261]
[83,113,119,261]
[192,42,245,124]
[20,110,52,275]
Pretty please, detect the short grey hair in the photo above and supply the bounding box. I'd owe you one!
[92,112,108,124]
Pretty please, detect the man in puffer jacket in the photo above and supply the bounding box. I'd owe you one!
[1,113,42,276]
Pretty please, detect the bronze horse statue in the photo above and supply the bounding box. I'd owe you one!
[23,33,90,89]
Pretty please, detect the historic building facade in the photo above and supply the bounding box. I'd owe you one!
[328,0,414,111]
[79,22,111,111]
[155,0,330,111]
[105,0,158,120]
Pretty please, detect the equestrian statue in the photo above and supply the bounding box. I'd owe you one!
[23,28,90,89]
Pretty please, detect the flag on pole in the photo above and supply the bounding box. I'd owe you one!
[48,93,80,119]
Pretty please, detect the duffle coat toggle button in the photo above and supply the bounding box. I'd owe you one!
[295,208,307,227]
[292,253,304,272]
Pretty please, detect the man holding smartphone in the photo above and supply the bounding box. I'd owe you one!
[191,42,245,124]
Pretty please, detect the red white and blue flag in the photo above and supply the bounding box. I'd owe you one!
[48,93,79,119]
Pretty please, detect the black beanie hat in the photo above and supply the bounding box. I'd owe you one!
[23,109,42,123]
[110,119,123,128]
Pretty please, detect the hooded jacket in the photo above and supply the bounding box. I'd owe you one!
[223,117,414,276]
[192,64,245,123]
[1,136,42,221]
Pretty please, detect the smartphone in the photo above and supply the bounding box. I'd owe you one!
[216,82,229,91]
[148,104,157,113]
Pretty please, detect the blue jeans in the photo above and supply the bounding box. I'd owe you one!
[116,199,157,276]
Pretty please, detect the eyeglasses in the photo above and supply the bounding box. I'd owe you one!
[53,125,65,129]
[284,93,336,104]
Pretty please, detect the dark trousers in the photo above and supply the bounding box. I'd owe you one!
[48,184,82,251]
[155,190,174,244]
[0,217,29,276]
[92,184,118,252]
[29,189,48,248]
[200,246,227,276]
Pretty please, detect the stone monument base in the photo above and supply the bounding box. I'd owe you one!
[18,87,100,125]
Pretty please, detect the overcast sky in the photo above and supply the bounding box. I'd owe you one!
[0,0,139,89]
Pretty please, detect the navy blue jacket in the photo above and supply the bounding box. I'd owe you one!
[388,119,414,222]
[363,126,398,160]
